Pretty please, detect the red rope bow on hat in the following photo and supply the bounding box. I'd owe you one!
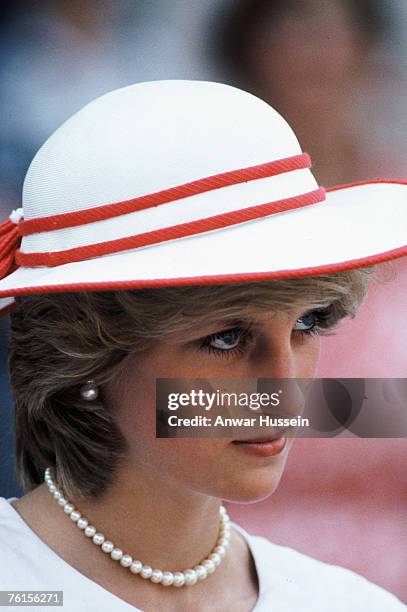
[0,208,23,279]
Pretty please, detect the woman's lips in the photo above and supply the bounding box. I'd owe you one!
[231,436,287,457]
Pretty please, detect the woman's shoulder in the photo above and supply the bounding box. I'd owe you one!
[0,496,39,576]
[0,496,60,587]
[0,497,134,611]
[0,495,23,542]
[231,521,407,611]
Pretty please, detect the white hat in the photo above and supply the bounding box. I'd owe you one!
[0,79,406,312]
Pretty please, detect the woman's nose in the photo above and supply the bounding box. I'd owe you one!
[249,337,298,379]
[252,347,307,420]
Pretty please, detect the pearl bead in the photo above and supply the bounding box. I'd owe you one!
[53,491,61,500]
[183,569,198,585]
[202,559,215,574]
[161,571,174,586]
[140,565,153,579]
[57,497,67,506]
[92,533,105,546]
[84,525,96,538]
[172,572,185,587]
[83,389,97,400]
[194,565,208,581]
[70,511,81,522]
[63,503,75,515]
[101,541,114,554]
[80,382,99,401]
[120,555,133,567]
[150,569,163,583]
[48,484,57,493]
[218,537,228,547]
[209,553,221,567]
[214,545,226,557]
[130,560,142,574]
[77,518,88,530]
[111,548,123,561]
[219,506,226,515]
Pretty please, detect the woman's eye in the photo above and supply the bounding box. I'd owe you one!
[206,328,243,350]
[294,313,317,333]
[198,326,253,358]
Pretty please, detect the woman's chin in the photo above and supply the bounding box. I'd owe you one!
[220,440,290,501]
[222,480,282,504]
[214,468,285,504]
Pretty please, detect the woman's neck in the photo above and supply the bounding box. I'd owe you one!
[71,461,223,569]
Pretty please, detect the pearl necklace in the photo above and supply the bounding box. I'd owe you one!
[44,467,231,587]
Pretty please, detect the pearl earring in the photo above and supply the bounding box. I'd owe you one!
[80,380,99,401]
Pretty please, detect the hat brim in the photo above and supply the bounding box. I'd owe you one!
[0,181,406,310]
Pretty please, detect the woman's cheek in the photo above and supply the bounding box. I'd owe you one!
[294,335,321,378]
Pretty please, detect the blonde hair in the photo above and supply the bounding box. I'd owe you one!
[9,270,372,498]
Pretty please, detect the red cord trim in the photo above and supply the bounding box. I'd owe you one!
[20,153,311,236]
[0,219,22,279]
[16,187,325,268]
[327,179,407,193]
[2,244,407,307]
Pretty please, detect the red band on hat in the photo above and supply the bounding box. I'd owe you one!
[16,187,325,268]
[20,153,311,236]
[327,178,407,192]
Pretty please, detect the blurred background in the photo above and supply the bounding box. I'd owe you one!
[0,0,406,602]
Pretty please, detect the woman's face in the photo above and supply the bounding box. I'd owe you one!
[103,305,321,503]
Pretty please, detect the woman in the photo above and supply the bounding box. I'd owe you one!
[0,80,405,610]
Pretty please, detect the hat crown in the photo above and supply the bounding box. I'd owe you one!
[22,80,305,219]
